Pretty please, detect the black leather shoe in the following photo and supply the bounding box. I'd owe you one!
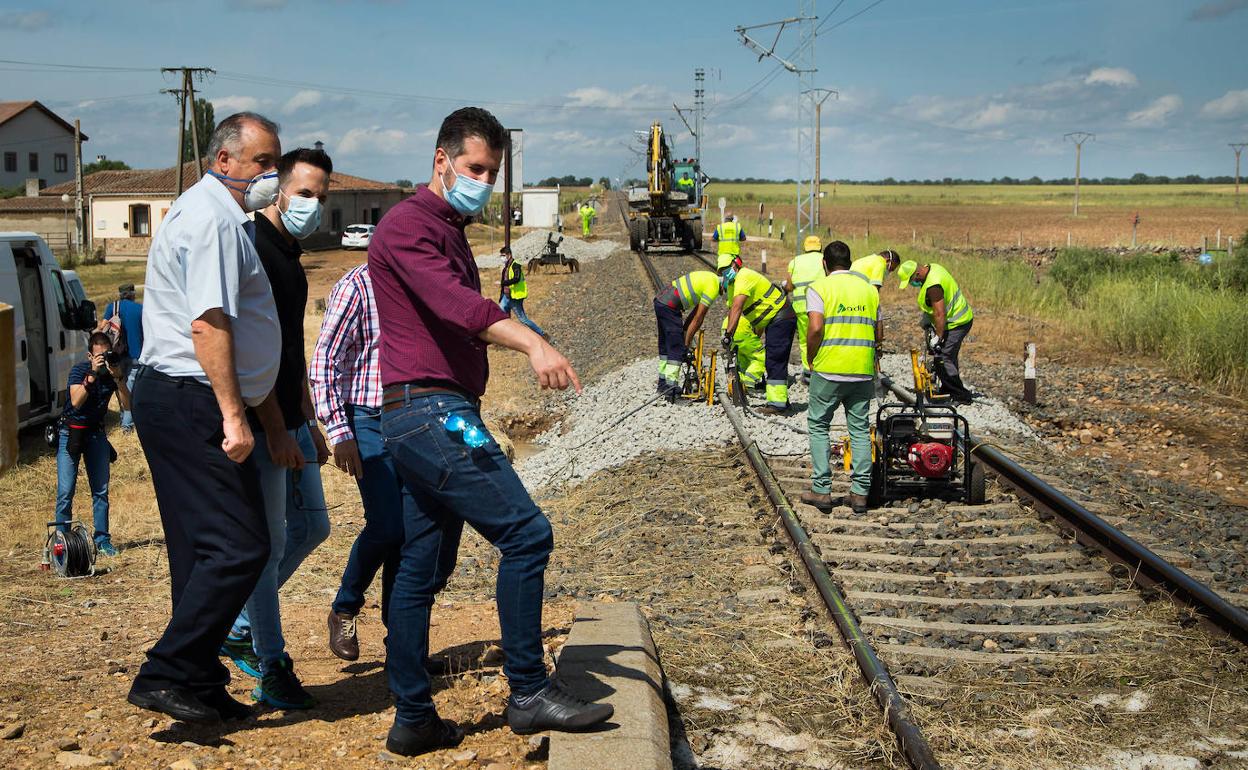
[385,719,465,756]
[127,687,221,724]
[507,681,613,735]
[198,688,255,721]
[424,656,450,676]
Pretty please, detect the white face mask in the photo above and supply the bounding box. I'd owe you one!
[210,169,281,212]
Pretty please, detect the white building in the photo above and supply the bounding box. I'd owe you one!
[520,188,560,228]
[0,101,84,191]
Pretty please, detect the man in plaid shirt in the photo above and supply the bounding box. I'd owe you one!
[310,264,461,662]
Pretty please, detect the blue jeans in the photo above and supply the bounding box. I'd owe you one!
[55,428,111,544]
[382,392,553,726]
[333,405,463,625]
[233,424,331,671]
[119,360,137,431]
[500,295,546,337]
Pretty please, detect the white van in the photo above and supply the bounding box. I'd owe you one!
[0,232,96,433]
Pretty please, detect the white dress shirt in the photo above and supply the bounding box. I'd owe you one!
[139,174,280,406]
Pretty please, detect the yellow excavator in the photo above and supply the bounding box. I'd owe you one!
[626,121,705,253]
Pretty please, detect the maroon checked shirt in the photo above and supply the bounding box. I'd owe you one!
[367,184,508,398]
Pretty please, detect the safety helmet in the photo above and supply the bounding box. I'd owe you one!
[802,235,822,253]
[717,253,743,271]
[897,260,919,289]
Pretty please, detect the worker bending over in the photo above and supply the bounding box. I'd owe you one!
[713,214,745,258]
[653,270,720,398]
[579,202,596,237]
[803,246,881,514]
[719,255,796,414]
[850,249,901,291]
[784,235,832,381]
[897,260,974,404]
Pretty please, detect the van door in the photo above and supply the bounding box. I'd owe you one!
[46,266,84,413]
[0,241,30,420]
[12,244,51,420]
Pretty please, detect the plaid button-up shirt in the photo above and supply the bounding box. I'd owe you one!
[310,264,381,445]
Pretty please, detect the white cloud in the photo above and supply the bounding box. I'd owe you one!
[283,90,323,114]
[338,126,412,155]
[1200,89,1248,119]
[705,124,756,150]
[1189,0,1248,20]
[967,102,1018,129]
[211,95,263,113]
[562,84,668,110]
[1127,94,1183,126]
[1084,67,1138,88]
[0,10,51,29]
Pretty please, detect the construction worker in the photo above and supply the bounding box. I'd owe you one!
[712,214,745,258]
[579,202,596,237]
[783,235,830,380]
[653,269,721,397]
[897,260,974,403]
[677,172,695,198]
[802,245,881,514]
[719,254,796,414]
[850,249,902,291]
[723,316,766,390]
[500,247,547,339]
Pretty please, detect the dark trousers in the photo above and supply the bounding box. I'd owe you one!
[332,404,461,626]
[935,320,973,400]
[381,392,551,727]
[129,368,270,695]
[654,300,687,361]
[763,306,797,406]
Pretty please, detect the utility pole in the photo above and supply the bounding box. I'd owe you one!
[505,128,522,253]
[736,4,818,241]
[161,67,214,192]
[803,88,837,226]
[73,119,84,254]
[1231,143,1247,208]
[1064,131,1094,216]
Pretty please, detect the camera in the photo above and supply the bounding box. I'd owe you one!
[104,350,121,366]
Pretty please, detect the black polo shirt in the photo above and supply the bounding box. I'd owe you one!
[251,214,309,431]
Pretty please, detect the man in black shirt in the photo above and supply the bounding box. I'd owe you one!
[55,332,131,556]
[221,147,333,710]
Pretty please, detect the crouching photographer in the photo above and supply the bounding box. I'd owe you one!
[55,331,131,556]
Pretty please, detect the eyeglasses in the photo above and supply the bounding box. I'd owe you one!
[443,413,491,449]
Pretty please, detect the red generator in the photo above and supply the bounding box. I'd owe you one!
[868,402,985,506]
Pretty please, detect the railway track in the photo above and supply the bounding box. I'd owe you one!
[631,243,1248,769]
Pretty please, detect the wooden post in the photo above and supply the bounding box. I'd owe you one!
[760,249,768,274]
[1217,228,1221,249]
[0,303,14,477]
[1067,231,1072,247]
[1023,342,1037,405]
[73,120,84,254]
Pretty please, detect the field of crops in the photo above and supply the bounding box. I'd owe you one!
[704,184,1248,250]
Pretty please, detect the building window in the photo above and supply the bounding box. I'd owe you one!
[28,153,38,173]
[129,204,151,237]
[54,154,68,173]
[3,152,14,172]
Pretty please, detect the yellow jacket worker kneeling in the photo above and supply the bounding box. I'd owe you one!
[801,247,881,515]
[898,260,974,403]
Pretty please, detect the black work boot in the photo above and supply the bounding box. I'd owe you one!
[507,681,614,735]
[386,718,465,756]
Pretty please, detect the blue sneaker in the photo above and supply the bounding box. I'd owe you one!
[220,635,263,679]
[252,655,315,710]
[95,539,118,557]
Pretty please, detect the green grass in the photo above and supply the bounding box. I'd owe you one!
[710,183,1242,209]
[867,237,1248,395]
[71,261,148,308]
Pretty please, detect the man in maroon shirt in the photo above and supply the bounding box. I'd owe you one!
[368,107,613,756]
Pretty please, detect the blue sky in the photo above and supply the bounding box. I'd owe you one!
[2,0,1246,184]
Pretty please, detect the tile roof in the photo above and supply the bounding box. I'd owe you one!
[0,195,71,212]
[0,100,87,140]
[43,161,400,197]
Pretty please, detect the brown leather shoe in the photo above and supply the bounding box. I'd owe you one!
[758,404,789,416]
[800,490,834,511]
[844,493,869,514]
[327,610,360,661]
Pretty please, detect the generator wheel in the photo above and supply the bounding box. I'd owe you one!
[967,460,986,505]
[567,258,580,273]
[867,456,886,508]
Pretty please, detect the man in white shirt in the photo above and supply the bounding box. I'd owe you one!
[127,112,282,724]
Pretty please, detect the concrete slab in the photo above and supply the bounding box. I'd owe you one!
[548,601,672,770]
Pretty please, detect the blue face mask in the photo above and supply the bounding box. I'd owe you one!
[909,278,923,287]
[279,190,322,239]
[720,267,737,292]
[441,151,494,215]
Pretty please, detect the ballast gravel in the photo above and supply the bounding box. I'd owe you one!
[474,229,616,268]
[517,353,1041,493]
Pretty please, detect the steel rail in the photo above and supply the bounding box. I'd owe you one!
[879,375,1248,645]
[718,392,942,770]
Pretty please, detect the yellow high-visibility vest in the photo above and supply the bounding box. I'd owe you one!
[729,267,785,328]
[715,220,741,256]
[917,263,973,329]
[809,271,879,377]
[786,250,824,313]
[851,254,887,287]
[508,261,527,300]
[671,271,720,312]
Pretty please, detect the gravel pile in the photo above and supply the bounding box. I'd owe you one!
[877,353,1040,440]
[475,229,617,268]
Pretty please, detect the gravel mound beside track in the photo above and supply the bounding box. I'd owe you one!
[474,229,616,268]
